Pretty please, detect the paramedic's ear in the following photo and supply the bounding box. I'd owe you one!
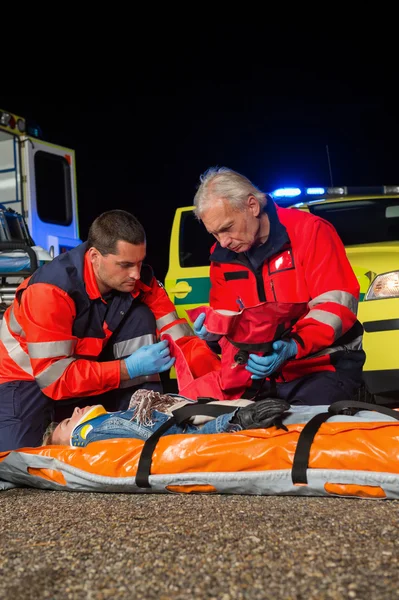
[87,246,101,264]
[248,195,260,217]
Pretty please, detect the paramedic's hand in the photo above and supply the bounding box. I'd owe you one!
[246,339,297,380]
[124,340,175,379]
[193,313,221,343]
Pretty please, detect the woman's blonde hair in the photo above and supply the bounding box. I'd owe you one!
[42,422,59,446]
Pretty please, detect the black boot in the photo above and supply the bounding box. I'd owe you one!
[231,398,290,430]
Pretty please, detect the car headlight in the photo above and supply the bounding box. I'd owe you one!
[365,271,399,300]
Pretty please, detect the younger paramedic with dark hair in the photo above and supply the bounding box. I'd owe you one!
[0,209,220,451]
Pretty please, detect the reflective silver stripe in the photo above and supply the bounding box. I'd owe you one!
[304,309,342,339]
[156,311,179,330]
[162,322,193,341]
[309,291,358,315]
[119,374,161,388]
[306,335,363,359]
[7,307,24,336]
[0,317,33,376]
[36,357,76,389]
[27,340,76,359]
[113,334,156,359]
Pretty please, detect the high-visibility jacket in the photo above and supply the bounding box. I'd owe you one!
[0,243,220,400]
[208,199,365,383]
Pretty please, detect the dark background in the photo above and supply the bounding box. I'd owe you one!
[2,37,396,280]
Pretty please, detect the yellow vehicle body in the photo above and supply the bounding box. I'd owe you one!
[165,191,399,400]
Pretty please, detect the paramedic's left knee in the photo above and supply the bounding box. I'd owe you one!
[0,381,53,451]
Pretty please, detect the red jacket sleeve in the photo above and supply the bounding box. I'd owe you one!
[142,277,221,378]
[291,217,360,359]
[18,283,120,400]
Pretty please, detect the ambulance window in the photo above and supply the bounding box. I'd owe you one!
[34,151,72,226]
[179,211,215,268]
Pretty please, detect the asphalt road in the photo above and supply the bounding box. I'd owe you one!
[1,489,398,600]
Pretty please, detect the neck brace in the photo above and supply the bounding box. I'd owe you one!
[70,405,108,447]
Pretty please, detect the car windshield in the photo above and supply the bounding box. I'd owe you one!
[179,210,215,268]
[309,198,399,246]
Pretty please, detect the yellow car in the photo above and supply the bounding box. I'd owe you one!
[165,186,399,402]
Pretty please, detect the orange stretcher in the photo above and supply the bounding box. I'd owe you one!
[1,400,399,499]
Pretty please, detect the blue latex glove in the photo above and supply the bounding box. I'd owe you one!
[193,312,221,343]
[124,339,175,379]
[245,339,297,380]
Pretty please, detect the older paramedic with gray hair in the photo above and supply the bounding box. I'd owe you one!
[191,167,366,406]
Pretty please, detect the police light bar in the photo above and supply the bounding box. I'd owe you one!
[270,185,399,205]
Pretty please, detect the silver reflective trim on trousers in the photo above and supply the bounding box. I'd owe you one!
[119,373,161,388]
[304,309,342,339]
[309,290,358,315]
[36,357,76,389]
[0,316,33,376]
[162,322,193,341]
[113,334,156,360]
[156,311,179,330]
[306,334,363,360]
[27,339,76,359]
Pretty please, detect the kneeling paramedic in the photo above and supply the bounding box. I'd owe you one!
[192,167,366,406]
[0,210,220,451]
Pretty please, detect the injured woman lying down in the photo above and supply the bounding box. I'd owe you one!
[43,389,290,447]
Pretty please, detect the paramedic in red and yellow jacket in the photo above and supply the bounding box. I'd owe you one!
[192,167,365,405]
[0,210,220,451]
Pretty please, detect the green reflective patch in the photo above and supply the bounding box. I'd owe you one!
[173,277,211,305]
[172,278,366,305]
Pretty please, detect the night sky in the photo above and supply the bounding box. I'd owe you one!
[2,39,396,281]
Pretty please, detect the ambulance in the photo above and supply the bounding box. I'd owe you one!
[0,108,81,314]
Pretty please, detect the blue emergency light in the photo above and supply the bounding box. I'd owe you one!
[26,122,42,139]
[306,187,326,195]
[270,188,302,198]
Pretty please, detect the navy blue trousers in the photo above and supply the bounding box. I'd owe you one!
[251,369,363,405]
[0,303,162,451]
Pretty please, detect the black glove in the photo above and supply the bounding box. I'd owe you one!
[231,398,290,430]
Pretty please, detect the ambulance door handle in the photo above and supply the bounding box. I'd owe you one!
[170,281,192,299]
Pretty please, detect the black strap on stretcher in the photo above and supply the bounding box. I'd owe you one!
[291,400,399,485]
[135,400,238,488]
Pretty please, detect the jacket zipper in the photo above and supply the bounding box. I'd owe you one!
[270,278,276,301]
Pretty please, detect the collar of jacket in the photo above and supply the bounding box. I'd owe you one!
[83,250,152,301]
[210,196,290,265]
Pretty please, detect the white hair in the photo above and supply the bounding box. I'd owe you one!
[193,167,267,219]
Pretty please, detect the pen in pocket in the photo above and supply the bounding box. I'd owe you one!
[236,296,245,310]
